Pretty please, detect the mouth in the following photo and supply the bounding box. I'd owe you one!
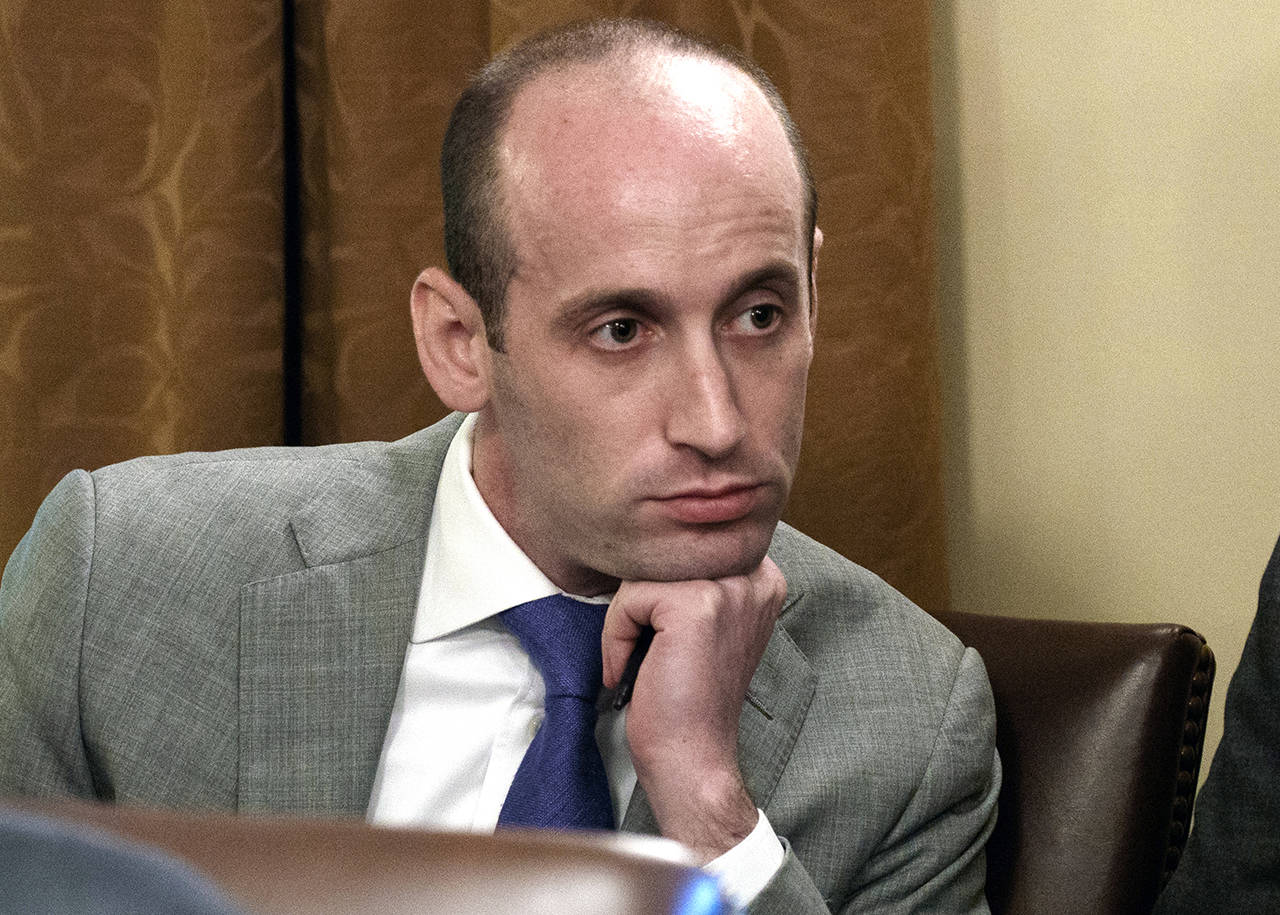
[651,483,767,525]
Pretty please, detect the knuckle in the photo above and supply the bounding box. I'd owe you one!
[700,578,732,609]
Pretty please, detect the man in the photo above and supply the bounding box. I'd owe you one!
[0,19,999,913]
[1155,531,1280,913]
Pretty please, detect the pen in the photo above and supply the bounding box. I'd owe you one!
[613,626,654,710]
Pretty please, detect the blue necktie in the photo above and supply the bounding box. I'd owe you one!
[497,593,616,830]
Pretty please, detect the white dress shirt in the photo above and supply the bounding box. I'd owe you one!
[366,413,782,905]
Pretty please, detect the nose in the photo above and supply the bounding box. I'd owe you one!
[665,343,747,460]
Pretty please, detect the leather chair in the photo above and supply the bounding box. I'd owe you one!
[938,611,1214,915]
[5,799,720,915]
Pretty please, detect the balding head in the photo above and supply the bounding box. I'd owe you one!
[440,18,817,349]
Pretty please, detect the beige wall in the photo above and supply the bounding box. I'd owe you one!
[929,2,1280,776]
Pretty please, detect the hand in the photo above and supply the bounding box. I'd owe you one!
[601,557,787,862]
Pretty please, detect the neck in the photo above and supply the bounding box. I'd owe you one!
[470,414,619,598]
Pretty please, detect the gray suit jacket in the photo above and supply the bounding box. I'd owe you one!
[0,412,999,913]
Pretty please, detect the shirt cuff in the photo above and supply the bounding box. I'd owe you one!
[702,808,785,909]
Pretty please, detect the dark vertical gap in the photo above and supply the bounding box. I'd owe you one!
[281,0,303,446]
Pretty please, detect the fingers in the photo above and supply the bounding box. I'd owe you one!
[600,557,788,687]
[601,582,651,686]
[748,555,788,621]
[611,558,788,856]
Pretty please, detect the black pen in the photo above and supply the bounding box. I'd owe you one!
[613,626,655,710]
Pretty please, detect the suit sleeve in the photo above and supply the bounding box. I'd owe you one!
[749,646,1001,914]
[0,470,99,798]
[1154,533,1280,913]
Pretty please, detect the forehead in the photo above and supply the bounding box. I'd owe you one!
[496,54,806,268]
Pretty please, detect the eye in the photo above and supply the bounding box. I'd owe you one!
[589,317,644,350]
[732,304,783,334]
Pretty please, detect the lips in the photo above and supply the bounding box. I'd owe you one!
[652,483,765,524]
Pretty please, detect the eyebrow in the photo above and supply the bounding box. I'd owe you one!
[551,260,804,334]
[723,261,803,306]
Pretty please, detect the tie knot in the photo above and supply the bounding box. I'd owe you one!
[500,593,607,701]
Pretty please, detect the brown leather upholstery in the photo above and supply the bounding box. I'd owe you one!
[11,799,714,915]
[938,611,1215,915]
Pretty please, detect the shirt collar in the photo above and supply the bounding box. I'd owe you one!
[412,413,607,642]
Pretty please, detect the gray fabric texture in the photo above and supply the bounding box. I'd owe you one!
[1155,532,1280,914]
[0,412,1000,913]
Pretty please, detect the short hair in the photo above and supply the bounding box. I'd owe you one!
[441,17,818,350]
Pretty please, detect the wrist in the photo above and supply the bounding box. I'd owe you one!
[641,766,758,863]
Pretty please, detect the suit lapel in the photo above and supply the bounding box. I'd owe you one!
[237,414,463,814]
[620,589,817,834]
[238,541,423,813]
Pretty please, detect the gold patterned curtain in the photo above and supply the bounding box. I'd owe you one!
[0,0,948,611]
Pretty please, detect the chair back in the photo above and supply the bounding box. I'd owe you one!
[938,611,1214,915]
[8,799,719,915]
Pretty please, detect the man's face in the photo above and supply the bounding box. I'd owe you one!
[470,55,817,595]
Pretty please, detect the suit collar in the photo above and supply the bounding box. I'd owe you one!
[289,413,465,570]
[237,413,463,813]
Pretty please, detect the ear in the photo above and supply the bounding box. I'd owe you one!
[410,267,492,412]
[807,226,823,335]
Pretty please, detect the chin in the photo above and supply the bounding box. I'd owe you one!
[612,521,777,583]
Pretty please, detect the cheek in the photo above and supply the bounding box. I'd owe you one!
[522,391,634,487]
[749,349,811,433]
[761,360,812,476]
